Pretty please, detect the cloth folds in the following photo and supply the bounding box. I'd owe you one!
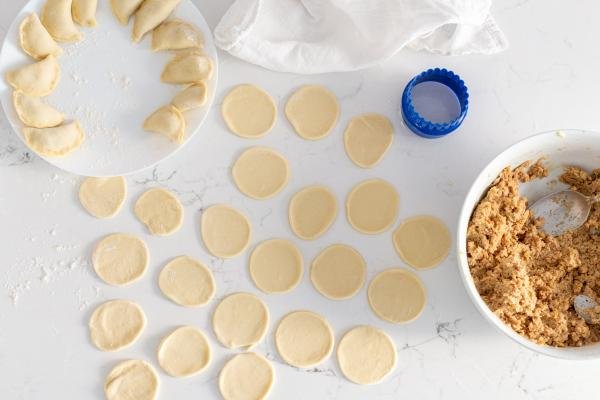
[214,0,508,74]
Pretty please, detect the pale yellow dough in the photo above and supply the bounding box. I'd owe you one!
[212,292,269,349]
[158,256,215,307]
[41,0,82,42]
[311,244,366,300]
[285,85,339,140]
[152,19,203,52]
[171,83,207,112]
[219,352,274,400]
[105,359,158,400]
[19,13,63,60]
[157,326,211,377]
[393,215,451,270]
[161,52,213,84]
[143,104,185,143]
[89,299,146,351]
[23,121,84,157]
[368,268,426,324]
[275,311,334,368]
[72,0,98,27]
[5,55,60,97]
[346,179,399,234]
[249,239,303,294]
[289,185,338,240]
[232,147,289,200]
[344,113,394,168]
[13,90,65,129]
[134,187,183,236]
[132,0,181,42]
[222,84,276,138]
[337,325,396,385]
[78,176,126,219]
[201,204,251,258]
[92,233,148,286]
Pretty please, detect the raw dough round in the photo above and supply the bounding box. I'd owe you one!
[289,185,338,240]
[212,292,269,349]
[232,147,290,199]
[368,268,426,324]
[201,204,252,258]
[219,352,274,400]
[337,325,396,385]
[275,311,334,368]
[344,113,394,168]
[249,239,303,294]
[310,244,366,300]
[346,179,399,234]
[157,326,211,377]
[92,233,148,286]
[105,359,158,400]
[222,84,276,138]
[78,176,127,218]
[392,215,451,270]
[89,300,146,351]
[158,256,215,307]
[285,85,339,140]
[134,188,183,236]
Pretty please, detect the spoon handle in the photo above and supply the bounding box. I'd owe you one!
[590,194,600,204]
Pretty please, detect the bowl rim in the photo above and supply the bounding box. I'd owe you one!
[456,129,600,360]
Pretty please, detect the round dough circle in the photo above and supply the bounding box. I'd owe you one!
[219,352,274,400]
[346,179,399,234]
[92,233,148,286]
[249,239,303,294]
[222,84,276,138]
[157,326,211,377]
[368,268,426,324]
[134,188,183,236]
[201,204,252,258]
[232,147,290,199]
[105,359,158,400]
[285,85,339,140]
[158,256,215,307]
[344,113,394,168]
[289,185,338,240]
[89,300,146,351]
[337,326,396,385]
[212,292,269,349]
[275,311,334,368]
[79,176,127,218]
[310,244,366,300]
[392,215,451,270]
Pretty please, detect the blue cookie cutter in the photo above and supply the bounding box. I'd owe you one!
[401,68,469,139]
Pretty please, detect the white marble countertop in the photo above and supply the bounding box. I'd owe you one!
[2,0,600,399]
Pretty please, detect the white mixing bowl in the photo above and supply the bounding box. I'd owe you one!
[457,129,600,359]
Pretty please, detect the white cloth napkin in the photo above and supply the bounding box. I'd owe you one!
[214,0,508,74]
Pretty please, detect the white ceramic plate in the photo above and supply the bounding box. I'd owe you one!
[457,129,600,359]
[0,0,218,177]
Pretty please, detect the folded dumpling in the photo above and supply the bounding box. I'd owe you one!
[143,105,185,143]
[23,121,84,156]
[132,0,181,43]
[5,55,60,97]
[41,0,82,42]
[20,13,63,60]
[151,19,203,51]
[171,83,207,111]
[13,91,65,128]
[110,0,144,25]
[161,52,212,84]
[72,0,98,27]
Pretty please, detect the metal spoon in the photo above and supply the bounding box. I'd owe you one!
[574,295,600,324]
[529,190,600,236]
